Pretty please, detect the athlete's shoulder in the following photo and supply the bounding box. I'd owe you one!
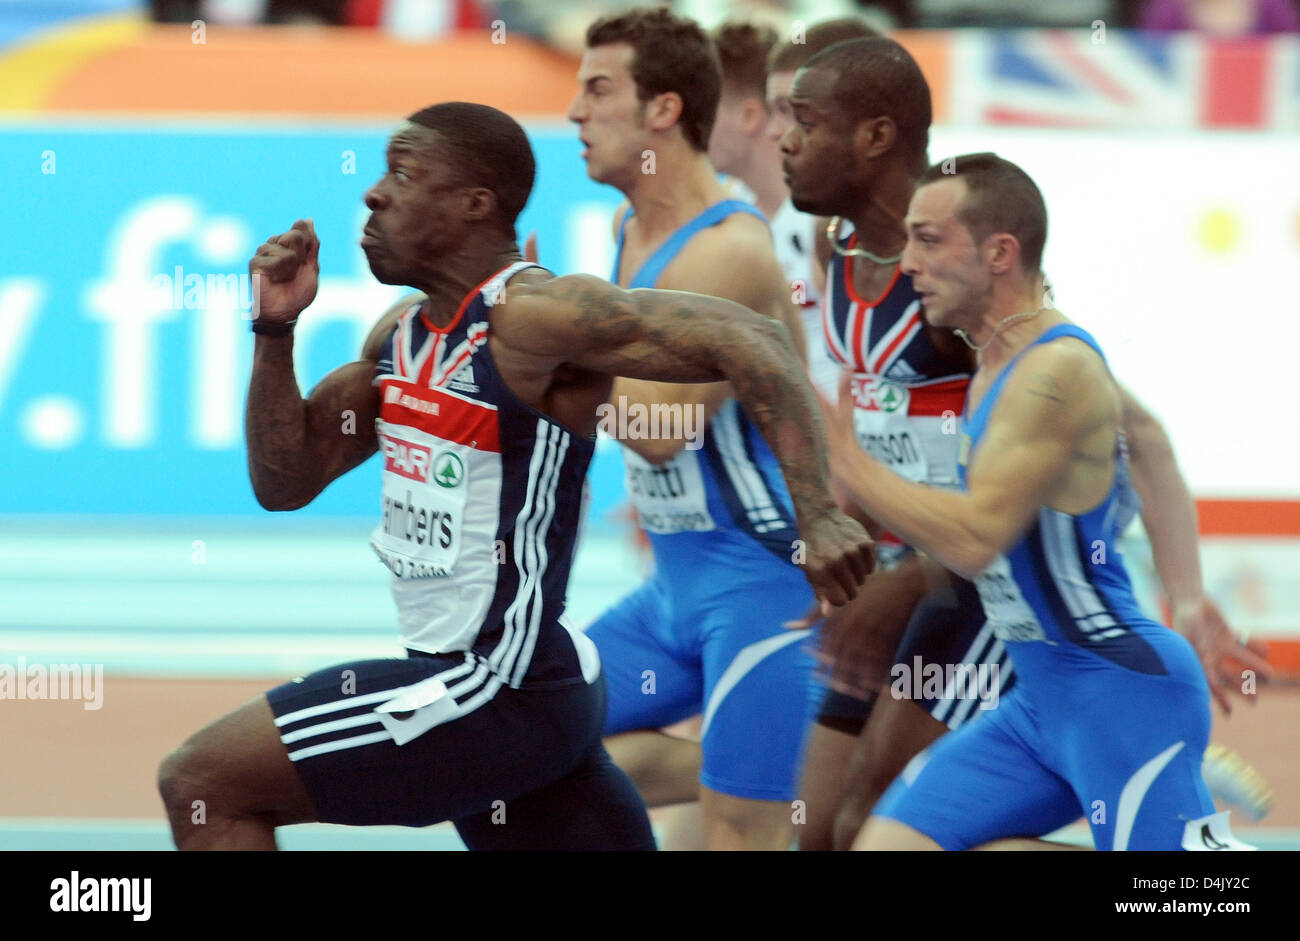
[494,272,632,343]
[362,292,425,361]
[1017,327,1108,383]
[659,210,776,287]
[1004,327,1114,418]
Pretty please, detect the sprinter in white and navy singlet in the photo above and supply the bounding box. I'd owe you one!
[264,261,652,849]
[162,101,873,851]
[370,261,597,689]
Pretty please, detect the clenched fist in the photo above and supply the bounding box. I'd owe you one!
[250,219,320,323]
[799,511,876,612]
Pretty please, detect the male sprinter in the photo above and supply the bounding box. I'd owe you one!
[631,18,879,849]
[783,37,1270,850]
[844,153,1250,851]
[780,35,977,850]
[155,102,872,850]
[568,8,842,850]
[708,20,840,398]
[765,15,881,386]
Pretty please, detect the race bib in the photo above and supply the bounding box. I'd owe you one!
[370,420,470,578]
[973,553,1048,643]
[852,375,929,483]
[623,448,717,535]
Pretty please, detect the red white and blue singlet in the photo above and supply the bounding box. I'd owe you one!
[823,232,971,491]
[371,261,599,691]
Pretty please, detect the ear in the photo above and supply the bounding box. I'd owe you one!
[462,187,497,224]
[985,233,1020,276]
[739,97,768,136]
[854,116,897,161]
[646,91,684,133]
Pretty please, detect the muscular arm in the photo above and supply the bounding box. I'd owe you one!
[828,343,1108,578]
[245,299,408,510]
[501,275,837,538]
[1119,385,1202,608]
[611,221,806,464]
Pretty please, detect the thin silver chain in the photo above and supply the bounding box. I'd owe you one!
[953,305,1050,353]
[825,216,903,265]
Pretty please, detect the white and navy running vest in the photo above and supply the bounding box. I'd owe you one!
[961,324,1157,677]
[823,232,971,490]
[372,262,599,688]
[612,200,801,560]
[769,197,838,399]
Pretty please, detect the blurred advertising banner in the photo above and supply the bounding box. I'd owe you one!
[1,123,624,520]
[2,22,1298,129]
[9,122,1296,515]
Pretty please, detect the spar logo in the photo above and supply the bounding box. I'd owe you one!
[852,375,909,413]
[382,436,432,483]
[432,451,465,489]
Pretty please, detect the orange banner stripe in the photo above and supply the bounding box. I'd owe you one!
[1197,500,1300,537]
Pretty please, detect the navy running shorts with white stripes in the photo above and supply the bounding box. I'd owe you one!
[816,576,1016,734]
[266,651,655,848]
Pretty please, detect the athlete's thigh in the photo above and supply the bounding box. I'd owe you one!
[836,693,947,842]
[851,576,1009,776]
[585,579,701,734]
[838,577,1009,836]
[870,690,1081,851]
[455,743,656,851]
[266,655,598,827]
[697,564,820,802]
[892,575,1015,731]
[165,693,318,827]
[1061,670,1216,851]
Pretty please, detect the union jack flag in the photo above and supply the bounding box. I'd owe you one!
[948,30,1300,130]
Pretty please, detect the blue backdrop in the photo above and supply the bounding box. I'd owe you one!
[0,121,632,527]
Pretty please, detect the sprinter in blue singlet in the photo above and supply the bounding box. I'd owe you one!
[569,9,836,849]
[828,154,1249,851]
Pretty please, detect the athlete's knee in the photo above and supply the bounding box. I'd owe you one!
[158,739,235,848]
[157,740,205,817]
[798,805,837,851]
[701,791,795,850]
[832,798,871,852]
[830,752,899,850]
[853,816,941,851]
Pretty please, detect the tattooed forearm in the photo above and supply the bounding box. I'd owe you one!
[538,275,838,523]
[622,288,837,525]
[725,318,838,526]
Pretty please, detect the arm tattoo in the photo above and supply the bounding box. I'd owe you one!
[1026,372,1066,404]
[554,277,835,524]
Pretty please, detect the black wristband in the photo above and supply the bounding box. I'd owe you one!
[251,319,297,337]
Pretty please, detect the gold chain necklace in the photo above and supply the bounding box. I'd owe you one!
[825,216,903,265]
[953,305,1049,353]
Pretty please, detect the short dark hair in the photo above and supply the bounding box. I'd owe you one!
[586,6,721,151]
[805,37,931,171]
[767,17,881,73]
[406,102,534,237]
[713,21,777,100]
[918,152,1048,275]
